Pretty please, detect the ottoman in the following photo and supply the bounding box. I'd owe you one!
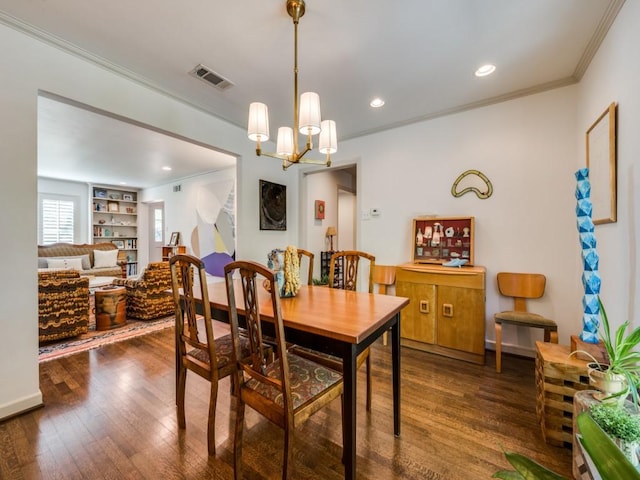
[95,285,127,330]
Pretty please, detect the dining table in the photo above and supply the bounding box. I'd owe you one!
[200,280,409,480]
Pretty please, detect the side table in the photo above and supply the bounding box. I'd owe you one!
[95,285,127,330]
[535,341,590,447]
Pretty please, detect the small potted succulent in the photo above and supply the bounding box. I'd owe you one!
[590,402,640,466]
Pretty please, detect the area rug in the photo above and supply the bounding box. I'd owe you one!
[38,315,174,362]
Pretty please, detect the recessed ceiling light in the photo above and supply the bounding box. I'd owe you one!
[119,182,127,185]
[370,98,385,108]
[475,64,496,77]
[162,166,172,171]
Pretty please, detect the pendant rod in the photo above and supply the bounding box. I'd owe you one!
[293,9,300,159]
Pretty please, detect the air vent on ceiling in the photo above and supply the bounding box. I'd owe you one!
[189,64,233,91]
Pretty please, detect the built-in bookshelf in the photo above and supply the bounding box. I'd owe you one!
[92,185,138,277]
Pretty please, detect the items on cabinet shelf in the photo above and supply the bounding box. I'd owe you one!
[92,185,138,277]
[396,263,486,364]
[162,245,186,261]
[411,216,475,265]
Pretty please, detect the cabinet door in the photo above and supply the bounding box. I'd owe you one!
[437,285,485,354]
[397,281,436,344]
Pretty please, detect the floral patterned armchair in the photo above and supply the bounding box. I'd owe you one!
[112,262,175,320]
[38,269,89,342]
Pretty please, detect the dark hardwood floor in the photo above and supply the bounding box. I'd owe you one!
[0,329,572,479]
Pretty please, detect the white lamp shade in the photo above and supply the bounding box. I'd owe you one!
[298,92,321,135]
[319,120,337,154]
[248,102,269,141]
[276,127,294,155]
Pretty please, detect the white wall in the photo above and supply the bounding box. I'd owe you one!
[0,22,295,419]
[576,0,640,332]
[335,86,582,355]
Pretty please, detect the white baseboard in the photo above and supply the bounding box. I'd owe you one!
[485,340,536,359]
[0,390,43,420]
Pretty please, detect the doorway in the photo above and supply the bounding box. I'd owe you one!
[300,164,357,277]
[148,201,164,263]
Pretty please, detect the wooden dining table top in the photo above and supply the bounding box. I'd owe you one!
[203,281,409,345]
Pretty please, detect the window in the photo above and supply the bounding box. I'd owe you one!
[39,195,76,244]
[154,208,163,242]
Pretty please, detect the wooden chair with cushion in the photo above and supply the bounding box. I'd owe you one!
[224,260,343,480]
[296,248,314,286]
[291,250,375,411]
[494,272,558,373]
[373,265,397,346]
[169,254,265,456]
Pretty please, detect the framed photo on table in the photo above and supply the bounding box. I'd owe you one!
[586,102,617,224]
[168,231,180,246]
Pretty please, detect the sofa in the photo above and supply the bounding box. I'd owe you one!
[38,242,126,277]
[38,269,90,343]
[112,262,175,320]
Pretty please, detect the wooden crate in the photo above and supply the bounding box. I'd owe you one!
[535,341,590,448]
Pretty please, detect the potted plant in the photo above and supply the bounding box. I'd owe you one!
[493,412,640,479]
[312,274,329,286]
[590,402,640,466]
[573,297,640,408]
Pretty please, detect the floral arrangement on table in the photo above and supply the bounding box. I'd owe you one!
[267,245,300,297]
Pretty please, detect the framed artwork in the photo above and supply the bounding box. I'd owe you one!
[260,180,287,230]
[168,231,180,246]
[411,216,475,265]
[122,194,134,201]
[112,240,125,249]
[586,102,617,224]
[315,200,325,219]
[107,202,119,212]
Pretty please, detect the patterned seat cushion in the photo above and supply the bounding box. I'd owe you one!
[245,353,342,410]
[187,334,252,370]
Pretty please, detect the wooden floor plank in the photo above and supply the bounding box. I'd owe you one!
[1,328,572,479]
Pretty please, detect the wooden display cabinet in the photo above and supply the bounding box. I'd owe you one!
[412,216,474,265]
[162,245,186,261]
[396,263,486,364]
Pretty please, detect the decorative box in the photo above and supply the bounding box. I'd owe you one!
[411,216,475,265]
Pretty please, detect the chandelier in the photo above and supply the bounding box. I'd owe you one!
[247,0,337,170]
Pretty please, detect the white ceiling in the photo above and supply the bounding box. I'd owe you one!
[0,0,625,189]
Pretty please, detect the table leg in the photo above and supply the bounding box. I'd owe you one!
[392,313,401,436]
[343,344,357,480]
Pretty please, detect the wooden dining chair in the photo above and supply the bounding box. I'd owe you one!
[296,248,314,286]
[494,272,558,373]
[373,265,397,346]
[290,250,375,411]
[169,254,260,456]
[224,260,343,480]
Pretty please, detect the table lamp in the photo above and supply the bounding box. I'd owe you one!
[326,226,337,251]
